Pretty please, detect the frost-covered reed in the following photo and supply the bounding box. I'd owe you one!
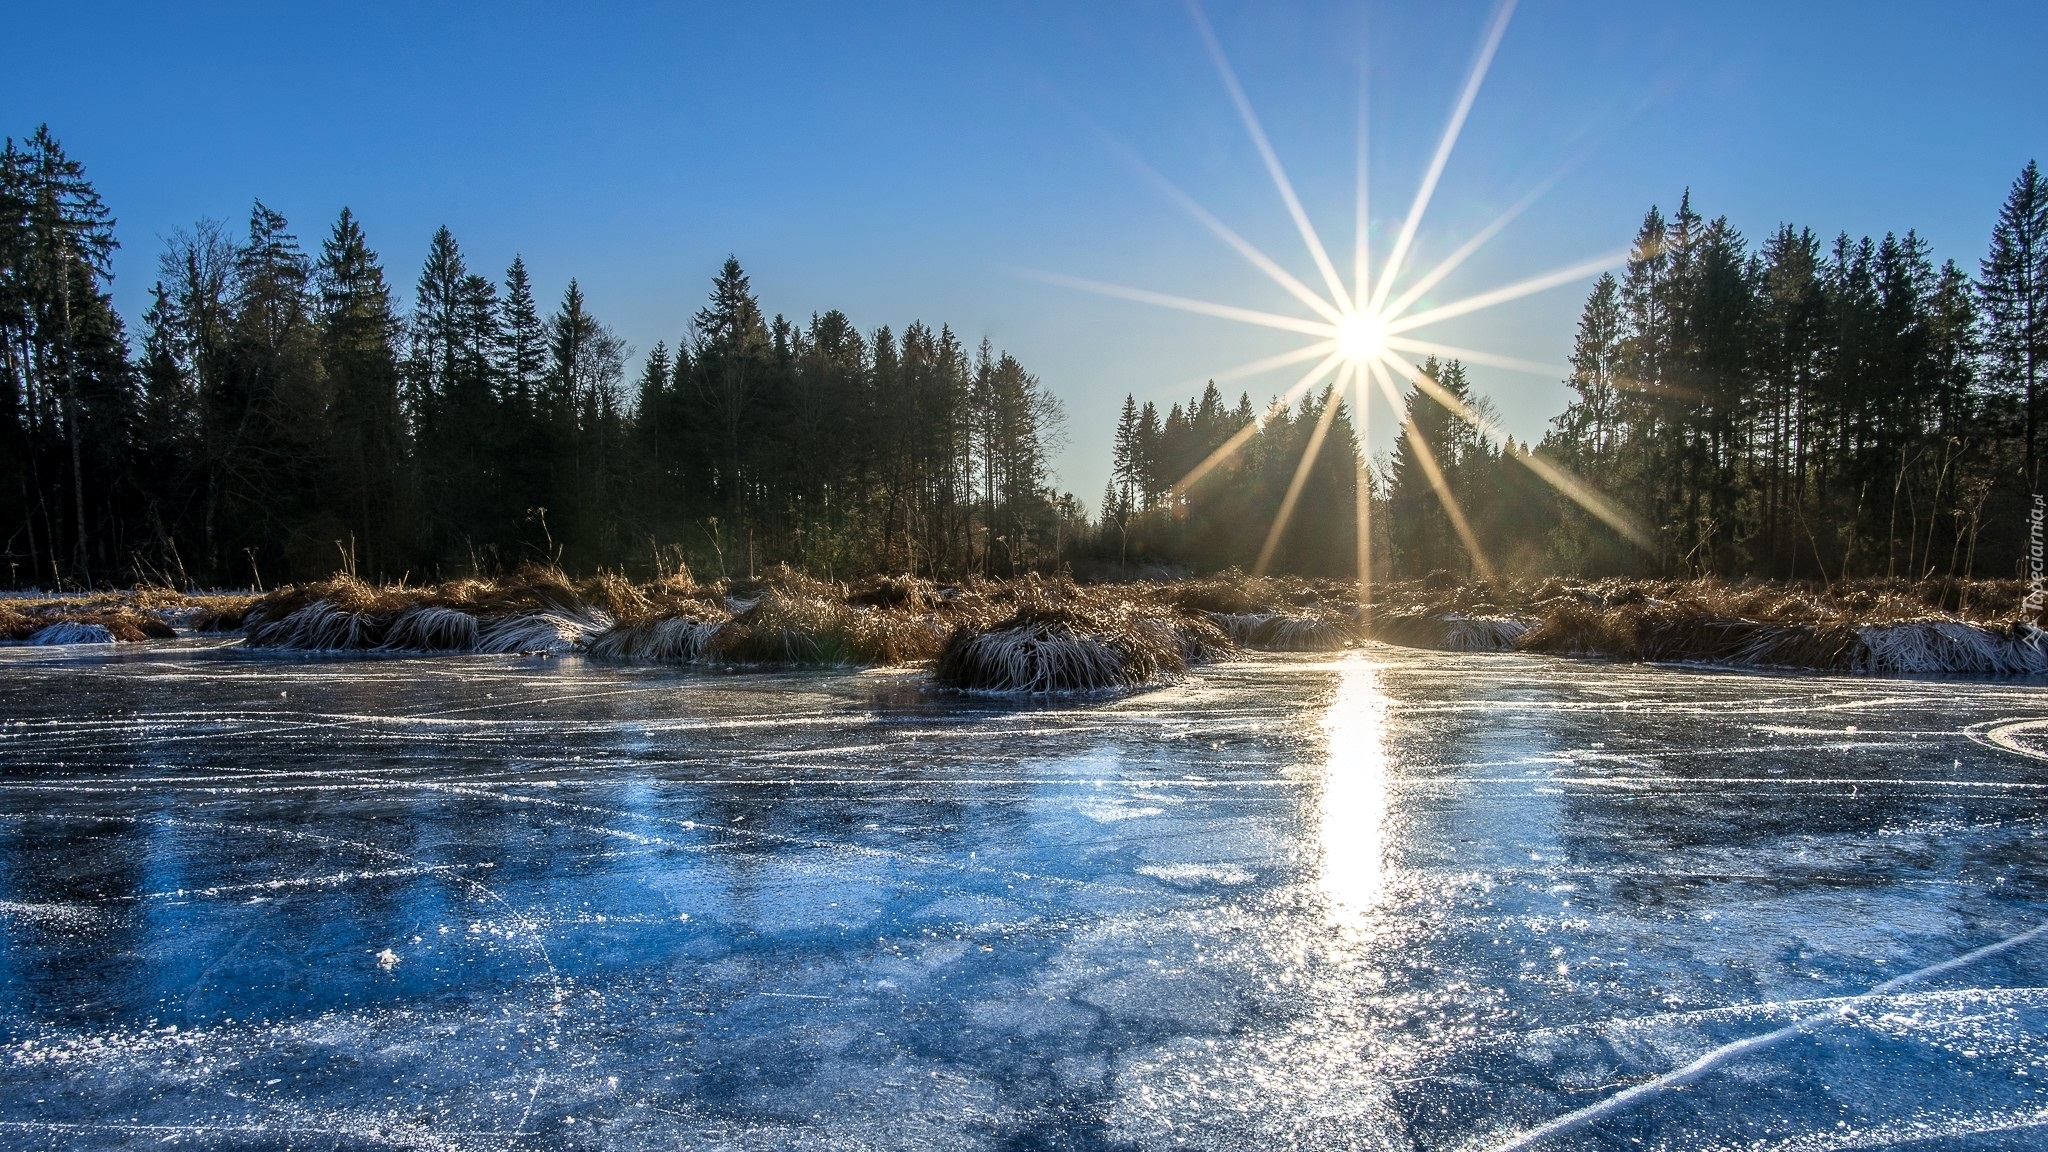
[377,605,481,652]
[0,604,177,645]
[586,615,725,662]
[1364,611,1531,652]
[476,612,598,655]
[25,621,117,645]
[246,600,386,650]
[1854,621,2048,676]
[933,599,1231,694]
[234,567,615,654]
[1311,572,2000,674]
[1441,614,1535,652]
[1205,611,1353,652]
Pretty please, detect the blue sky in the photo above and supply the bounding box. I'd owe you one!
[5,1,2043,504]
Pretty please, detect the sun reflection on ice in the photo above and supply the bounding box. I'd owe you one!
[1318,653,1392,927]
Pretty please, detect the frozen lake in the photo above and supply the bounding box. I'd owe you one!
[0,642,2044,1150]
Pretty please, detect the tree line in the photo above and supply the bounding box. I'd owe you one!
[8,123,2042,589]
[1523,165,2046,582]
[1084,382,1363,577]
[1108,163,2048,585]
[1,126,1085,587]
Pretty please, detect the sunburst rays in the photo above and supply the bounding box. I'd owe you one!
[1043,0,1653,607]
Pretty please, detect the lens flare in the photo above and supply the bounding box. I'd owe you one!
[1042,0,1656,584]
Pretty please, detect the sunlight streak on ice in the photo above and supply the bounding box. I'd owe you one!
[1317,654,1392,923]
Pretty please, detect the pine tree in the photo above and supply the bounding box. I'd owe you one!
[1981,160,2048,487]
[630,340,673,545]
[1111,394,1141,513]
[1387,358,1479,576]
[548,279,626,562]
[316,207,406,575]
[12,126,126,583]
[1100,478,1129,572]
[407,227,507,564]
[1752,224,1824,577]
[636,342,671,421]
[1555,273,1624,467]
[687,257,770,523]
[222,201,325,578]
[409,227,466,426]
[142,218,237,580]
[1135,400,1162,508]
[497,256,546,409]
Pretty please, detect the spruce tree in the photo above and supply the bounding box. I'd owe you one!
[497,256,546,409]
[1111,394,1141,513]
[14,126,125,583]
[1136,401,1162,508]
[1387,358,1477,576]
[1981,160,2048,486]
[687,258,770,524]
[223,202,324,578]
[547,280,626,562]
[316,208,406,575]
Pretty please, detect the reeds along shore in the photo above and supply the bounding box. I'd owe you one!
[2,567,2045,688]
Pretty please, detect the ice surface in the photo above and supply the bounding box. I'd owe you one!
[0,641,2043,1149]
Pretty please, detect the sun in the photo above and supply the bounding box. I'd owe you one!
[1037,0,1654,611]
[1337,311,1387,366]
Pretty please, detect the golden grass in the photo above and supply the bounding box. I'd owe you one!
[932,584,1233,694]
[10,569,2041,677]
[0,604,177,643]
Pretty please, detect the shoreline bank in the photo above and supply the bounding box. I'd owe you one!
[4,569,2043,686]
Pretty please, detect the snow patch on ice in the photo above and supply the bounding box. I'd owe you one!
[1137,863,1254,886]
[0,899,108,929]
[1077,799,1165,823]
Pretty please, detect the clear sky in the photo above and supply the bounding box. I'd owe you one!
[5,1,2044,505]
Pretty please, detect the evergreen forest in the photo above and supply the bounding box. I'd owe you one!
[1104,170,2048,586]
[2,124,2043,588]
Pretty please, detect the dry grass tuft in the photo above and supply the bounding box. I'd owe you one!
[1165,569,1290,615]
[932,591,1232,694]
[189,600,257,632]
[714,590,855,664]
[711,588,947,666]
[587,613,727,662]
[847,574,939,611]
[574,571,652,621]
[0,603,178,644]
[1206,610,1355,652]
[1513,602,1642,658]
[236,565,612,653]
[725,563,843,605]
